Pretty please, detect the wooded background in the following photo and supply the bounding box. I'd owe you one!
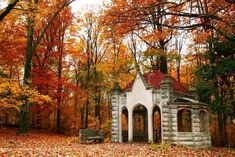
[0,0,234,147]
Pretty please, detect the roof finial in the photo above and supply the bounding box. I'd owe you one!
[112,82,121,93]
[136,65,140,72]
[136,65,143,75]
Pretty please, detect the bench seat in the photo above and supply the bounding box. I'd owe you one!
[79,129,104,144]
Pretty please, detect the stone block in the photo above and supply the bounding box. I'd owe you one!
[171,110,178,114]
[177,141,195,146]
[171,117,177,122]
[171,126,177,131]
[177,136,194,141]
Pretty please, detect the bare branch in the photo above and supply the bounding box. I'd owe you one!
[0,0,19,22]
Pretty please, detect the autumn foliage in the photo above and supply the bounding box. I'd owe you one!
[0,0,235,149]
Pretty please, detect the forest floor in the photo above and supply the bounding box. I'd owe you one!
[0,128,235,157]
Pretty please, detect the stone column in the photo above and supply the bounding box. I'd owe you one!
[111,83,121,142]
[148,108,153,142]
[128,108,133,142]
[170,106,178,144]
[119,110,122,143]
[160,76,173,143]
[189,87,199,101]
[144,112,148,134]
[192,108,200,145]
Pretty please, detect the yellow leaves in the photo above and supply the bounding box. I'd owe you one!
[0,80,21,96]
[69,25,77,34]
[0,78,51,112]
[96,63,113,73]
[26,89,51,105]
[144,48,165,57]
[0,102,20,112]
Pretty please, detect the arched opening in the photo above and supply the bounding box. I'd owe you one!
[177,109,192,132]
[153,105,161,143]
[121,107,128,142]
[199,110,209,132]
[133,104,148,142]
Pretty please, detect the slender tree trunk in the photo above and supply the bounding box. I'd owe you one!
[94,67,101,124]
[221,75,228,146]
[81,103,85,128]
[74,68,79,130]
[154,5,168,74]
[85,59,90,128]
[85,49,91,129]
[177,59,180,82]
[56,27,64,133]
[85,97,89,128]
[18,0,38,134]
[23,1,37,84]
[159,56,167,74]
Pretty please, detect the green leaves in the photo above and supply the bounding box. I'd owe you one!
[195,26,235,121]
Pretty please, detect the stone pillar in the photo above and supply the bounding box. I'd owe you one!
[148,108,153,142]
[192,108,200,145]
[119,110,122,143]
[170,106,178,144]
[160,76,173,100]
[128,108,133,142]
[111,83,121,142]
[144,112,148,134]
[161,106,171,142]
[160,76,173,143]
[189,87,199,101]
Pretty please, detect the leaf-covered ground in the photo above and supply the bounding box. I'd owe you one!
[0,128,234,157]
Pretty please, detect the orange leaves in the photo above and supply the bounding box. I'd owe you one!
[193,31,212,44]
[143,28,173,43]
[0,78,51,113]
[1,128,235,156]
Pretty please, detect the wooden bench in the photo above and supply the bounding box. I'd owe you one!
[79,129,104,144]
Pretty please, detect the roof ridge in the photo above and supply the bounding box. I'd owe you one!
[124,70,188,94]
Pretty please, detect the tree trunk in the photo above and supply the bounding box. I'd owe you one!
[18,0,37,134]
[56,26,64,133]
[84,56,90,129]
[18,102,30,134]
[177,59,180,82]
[85,97,89,129]
[159,55,167,74]
[74,69,79,131]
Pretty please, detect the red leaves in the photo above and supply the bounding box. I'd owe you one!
[0,128,235,156]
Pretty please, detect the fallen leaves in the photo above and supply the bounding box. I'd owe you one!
[0,128,234,157]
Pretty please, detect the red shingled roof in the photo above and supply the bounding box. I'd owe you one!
[125,70,188,93]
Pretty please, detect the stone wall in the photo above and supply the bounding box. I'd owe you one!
[160,76,174,143]
[111,92,120,142]
[164,104,211,147]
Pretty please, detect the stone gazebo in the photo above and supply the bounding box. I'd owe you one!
[111,70,211,147]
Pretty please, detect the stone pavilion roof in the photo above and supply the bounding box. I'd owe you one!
[125,70,188,94]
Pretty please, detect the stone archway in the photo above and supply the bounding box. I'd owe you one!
[177,109,192,132]
[199,110,209,132]
[153,105,161,143]
[121,107,128,142]
[133,104,148,142]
